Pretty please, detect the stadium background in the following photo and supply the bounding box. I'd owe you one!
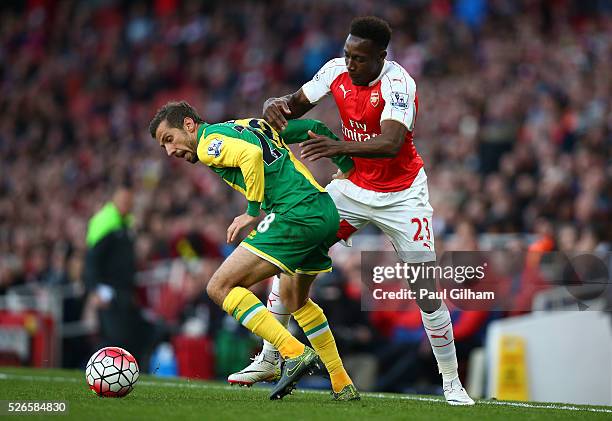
[0,0,610,402]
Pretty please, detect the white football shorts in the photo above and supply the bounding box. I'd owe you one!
[326,167,436,263]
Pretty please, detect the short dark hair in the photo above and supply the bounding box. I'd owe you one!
[149,101,205,138]
[349,16,391,49]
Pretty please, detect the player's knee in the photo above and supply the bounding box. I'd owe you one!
[206,275,230,306]
[205,279,218,303]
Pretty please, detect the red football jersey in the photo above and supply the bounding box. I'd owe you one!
[302,59,423,192]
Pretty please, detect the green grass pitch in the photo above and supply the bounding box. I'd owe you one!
[0,367,610,420]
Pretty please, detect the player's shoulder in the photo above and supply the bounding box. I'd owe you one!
[202,122,235,140]
[380,60,416,93]
[200,119,262,148]
[197,124,233,159]
[318,57,346,71]
[313,58,347,82]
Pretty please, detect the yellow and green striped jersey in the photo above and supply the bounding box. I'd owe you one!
[196,118,326,216]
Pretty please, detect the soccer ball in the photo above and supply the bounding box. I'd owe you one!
[85,346,139,397]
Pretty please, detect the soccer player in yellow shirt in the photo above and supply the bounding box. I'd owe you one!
[149,101,359,401]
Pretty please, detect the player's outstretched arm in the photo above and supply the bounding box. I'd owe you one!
[280,119,339,144]
[263,89,314,132]
[280,119,354,174]
[301,120,407,161]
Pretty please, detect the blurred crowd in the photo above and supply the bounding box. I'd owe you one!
[0,0,610,391]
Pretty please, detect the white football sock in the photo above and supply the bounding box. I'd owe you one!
[261,275,290,358]
[421,301,459,382]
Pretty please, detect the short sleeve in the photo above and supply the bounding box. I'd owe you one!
[301,58,346,104]
[380,64,417,132]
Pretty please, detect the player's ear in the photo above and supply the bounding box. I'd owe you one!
[379,49,387,61]
[183,117,195,132]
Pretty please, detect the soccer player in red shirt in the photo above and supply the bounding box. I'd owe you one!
[229,16,474,405]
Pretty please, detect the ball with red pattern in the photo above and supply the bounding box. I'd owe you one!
[85,346,139,397]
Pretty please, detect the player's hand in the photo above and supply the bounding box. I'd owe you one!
[227,213,258,243]
[301,130,345,161]
[332,168,354,180]
[263,97,291,132]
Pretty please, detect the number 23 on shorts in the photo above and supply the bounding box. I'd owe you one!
[411,217,431,241]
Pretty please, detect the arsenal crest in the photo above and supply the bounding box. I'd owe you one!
[370,91,380,107]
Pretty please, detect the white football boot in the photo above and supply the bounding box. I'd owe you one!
[443,376,475,405]
[227,351,281,386]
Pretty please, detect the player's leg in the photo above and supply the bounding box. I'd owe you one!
[262,275,291,352]
[371,177,474,405]
[230,182,368,387]
[207,245,320,400]
[239,203,349,399]
[286,192,360,401]
[279,273,357,399]
[206,246,307,360]
[227,274,288,386]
